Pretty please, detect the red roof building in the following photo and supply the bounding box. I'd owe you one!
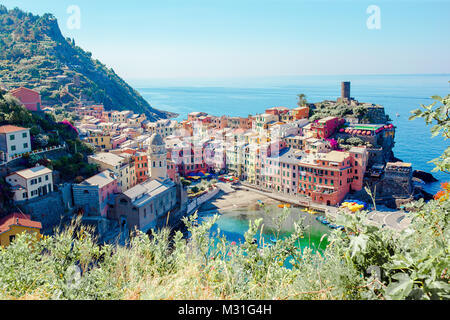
[9,87,42,112]
[0,213,42,247]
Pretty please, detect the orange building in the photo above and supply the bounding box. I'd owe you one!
[291,106,310,119]
[135,151,149,184]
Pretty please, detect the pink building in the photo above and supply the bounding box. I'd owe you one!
[111,134,127,149]
[265,107,289,117]
[310,117,343,139]
[73,170,120,217]
[296,148,368,206]
[9,87,42,112]
[212,116,228,130]
[167,159,178,182]
[257,144,368,206]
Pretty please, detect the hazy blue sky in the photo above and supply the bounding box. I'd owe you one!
[2,0,450,80]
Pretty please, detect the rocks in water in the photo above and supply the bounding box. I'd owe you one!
[413,170,438,183]
[413,188,434,201]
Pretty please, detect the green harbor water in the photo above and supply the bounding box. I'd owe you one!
[198,204,331,253]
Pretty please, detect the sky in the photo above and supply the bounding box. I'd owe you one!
[1,0,450,80]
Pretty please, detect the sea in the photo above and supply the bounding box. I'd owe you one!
[132,74,449,248]
[133,74,450,195]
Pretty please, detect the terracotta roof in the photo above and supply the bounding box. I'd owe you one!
[0,125,29,134]
[0,213,42,234]
[9,87,38,94]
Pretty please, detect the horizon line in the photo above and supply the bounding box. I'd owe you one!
[126,73,450,82]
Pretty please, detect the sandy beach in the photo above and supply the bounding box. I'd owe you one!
[199,188,280,213]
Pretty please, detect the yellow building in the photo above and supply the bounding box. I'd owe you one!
[86,135,112,150]
[0,213,42,247]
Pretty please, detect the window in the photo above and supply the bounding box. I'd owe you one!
[11,145,16,151]
[9,135,15,141]
[45,175,49,181]
[22,132,27,138]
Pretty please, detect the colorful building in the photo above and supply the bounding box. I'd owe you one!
[309,117,343,139]
[296,149,368,205]
[88,152,131,191]
[9,87,42,112]
[0,213,42,247]
[6,166,53,202]
[86,134,112,150]
[0,125,31,161]
[72,170,120,217]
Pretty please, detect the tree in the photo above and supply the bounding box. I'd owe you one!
[297,94,307,107]
[346,137,364,146]
[410,92,450,174]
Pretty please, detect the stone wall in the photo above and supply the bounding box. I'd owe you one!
[17,184,73,234]
[366,107,388,124]
[187,187,220,215]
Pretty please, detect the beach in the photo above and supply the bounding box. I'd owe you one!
[198,188,280,213]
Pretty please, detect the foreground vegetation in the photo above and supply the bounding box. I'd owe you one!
[0,190,448,300]
[0,95,448,300]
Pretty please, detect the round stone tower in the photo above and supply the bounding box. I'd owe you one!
[148,133,167,181]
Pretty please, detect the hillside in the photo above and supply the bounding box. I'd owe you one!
[0,6,176,121]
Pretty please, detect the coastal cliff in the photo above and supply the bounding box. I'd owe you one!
[0,6,177,121]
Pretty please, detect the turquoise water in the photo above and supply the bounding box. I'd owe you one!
[134,74,450,194]
[197,204,330,253]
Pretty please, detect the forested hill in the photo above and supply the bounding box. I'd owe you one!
[0,6,176,121]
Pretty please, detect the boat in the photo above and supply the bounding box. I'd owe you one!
[278,203,291,208]
[270,237,278,244]
[308,209,319,215]
[321,219,330,225]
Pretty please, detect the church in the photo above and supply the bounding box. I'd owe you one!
[110,133,182,234]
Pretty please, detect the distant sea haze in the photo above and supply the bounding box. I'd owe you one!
[133,74,450,194]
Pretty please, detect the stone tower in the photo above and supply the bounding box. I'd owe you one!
[341,81,351,101]
[148,133,168,181]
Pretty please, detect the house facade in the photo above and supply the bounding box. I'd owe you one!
[0,125,31,161]
[111,178,178,234]
[0,213,42,247]
[6,166,53,202]
[73,170,120,217]
[88,152,131,191]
